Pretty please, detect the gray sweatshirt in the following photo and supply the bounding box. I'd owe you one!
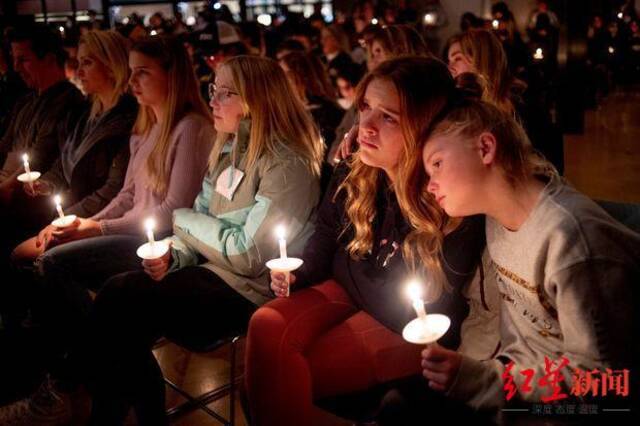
[447,177,639,415]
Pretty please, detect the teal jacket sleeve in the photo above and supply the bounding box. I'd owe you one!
[172,156,319,278]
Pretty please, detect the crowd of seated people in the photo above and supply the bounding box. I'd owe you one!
[0,3,638,425]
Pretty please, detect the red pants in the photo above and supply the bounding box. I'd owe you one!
[244,280,423,426]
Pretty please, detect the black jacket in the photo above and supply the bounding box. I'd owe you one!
[40,94,138,217]
[295,164,485,349]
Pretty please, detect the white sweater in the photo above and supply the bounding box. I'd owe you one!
[447,177,639,416]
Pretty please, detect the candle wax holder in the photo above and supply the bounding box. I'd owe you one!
[17,171,41,183]
[266,257,304,297]
[136,240,170,260]
[51,214,77,228]
[402,314,451,345]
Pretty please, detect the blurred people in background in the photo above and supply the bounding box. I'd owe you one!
[321,24,356,85]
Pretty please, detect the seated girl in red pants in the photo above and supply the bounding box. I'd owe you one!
[244,56,486,425]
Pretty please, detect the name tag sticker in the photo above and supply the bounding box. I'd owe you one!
[215,166,244,201]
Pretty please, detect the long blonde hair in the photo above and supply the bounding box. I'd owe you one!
[449,29,524,114]
[79,30,130,118]
[340,56,458,292]
[130,36,211,196]
[208,55,323,177]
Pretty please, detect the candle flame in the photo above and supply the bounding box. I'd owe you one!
[22,153,29,162]
[275,225,286,239]
[406,279,424,302]
[54,195,62,205]
[492,19,499,29]
[144,218,156,232]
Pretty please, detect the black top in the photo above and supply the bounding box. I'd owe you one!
[295,164,485,349]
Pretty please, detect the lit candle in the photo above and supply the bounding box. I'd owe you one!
[492,19,499,29]
[276,225,287,259]
[145,218,156,247]
[424,13,435,25]
[533,48,544,60]
[22,154,31,175]
[407,280,427,322]
[617,12,623,19]
[54,195,65,219]
[371,18,378,25]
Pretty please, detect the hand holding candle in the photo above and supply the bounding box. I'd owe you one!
[266,224,303,297]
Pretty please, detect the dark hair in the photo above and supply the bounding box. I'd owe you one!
[335,61,365,87]
[276,38,306,55]
[7,24,67,67]
[280,51,336,100]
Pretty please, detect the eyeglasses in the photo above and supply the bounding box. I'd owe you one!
[208,83,239,104]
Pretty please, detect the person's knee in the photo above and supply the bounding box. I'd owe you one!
[34,250,54,278]
[248,305,288,345]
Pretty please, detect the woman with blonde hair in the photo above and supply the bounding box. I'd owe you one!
[396,97,637,421]
[446,29,564,172]
[1,30,136,258]
[0,35,214,425]
[244,56,485,425]
[86,55,323,424]
[0,30,138,340]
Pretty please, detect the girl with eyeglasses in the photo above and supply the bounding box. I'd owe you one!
[86,55,323,424]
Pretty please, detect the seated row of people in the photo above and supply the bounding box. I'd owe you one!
[0,25,636,426]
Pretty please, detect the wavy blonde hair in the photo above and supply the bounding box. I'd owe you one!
[130,36,211,196]
[79,30,130,118]
[339,56,459,292]
[208,55,323,177]
[448,29,525,114]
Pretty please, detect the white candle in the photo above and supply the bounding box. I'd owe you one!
[534,48,544,60]
[407,280,427,322]
[144,218,156,247]
[276,225,287,259]
[54,195,65,219]
[22,154,31,175]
